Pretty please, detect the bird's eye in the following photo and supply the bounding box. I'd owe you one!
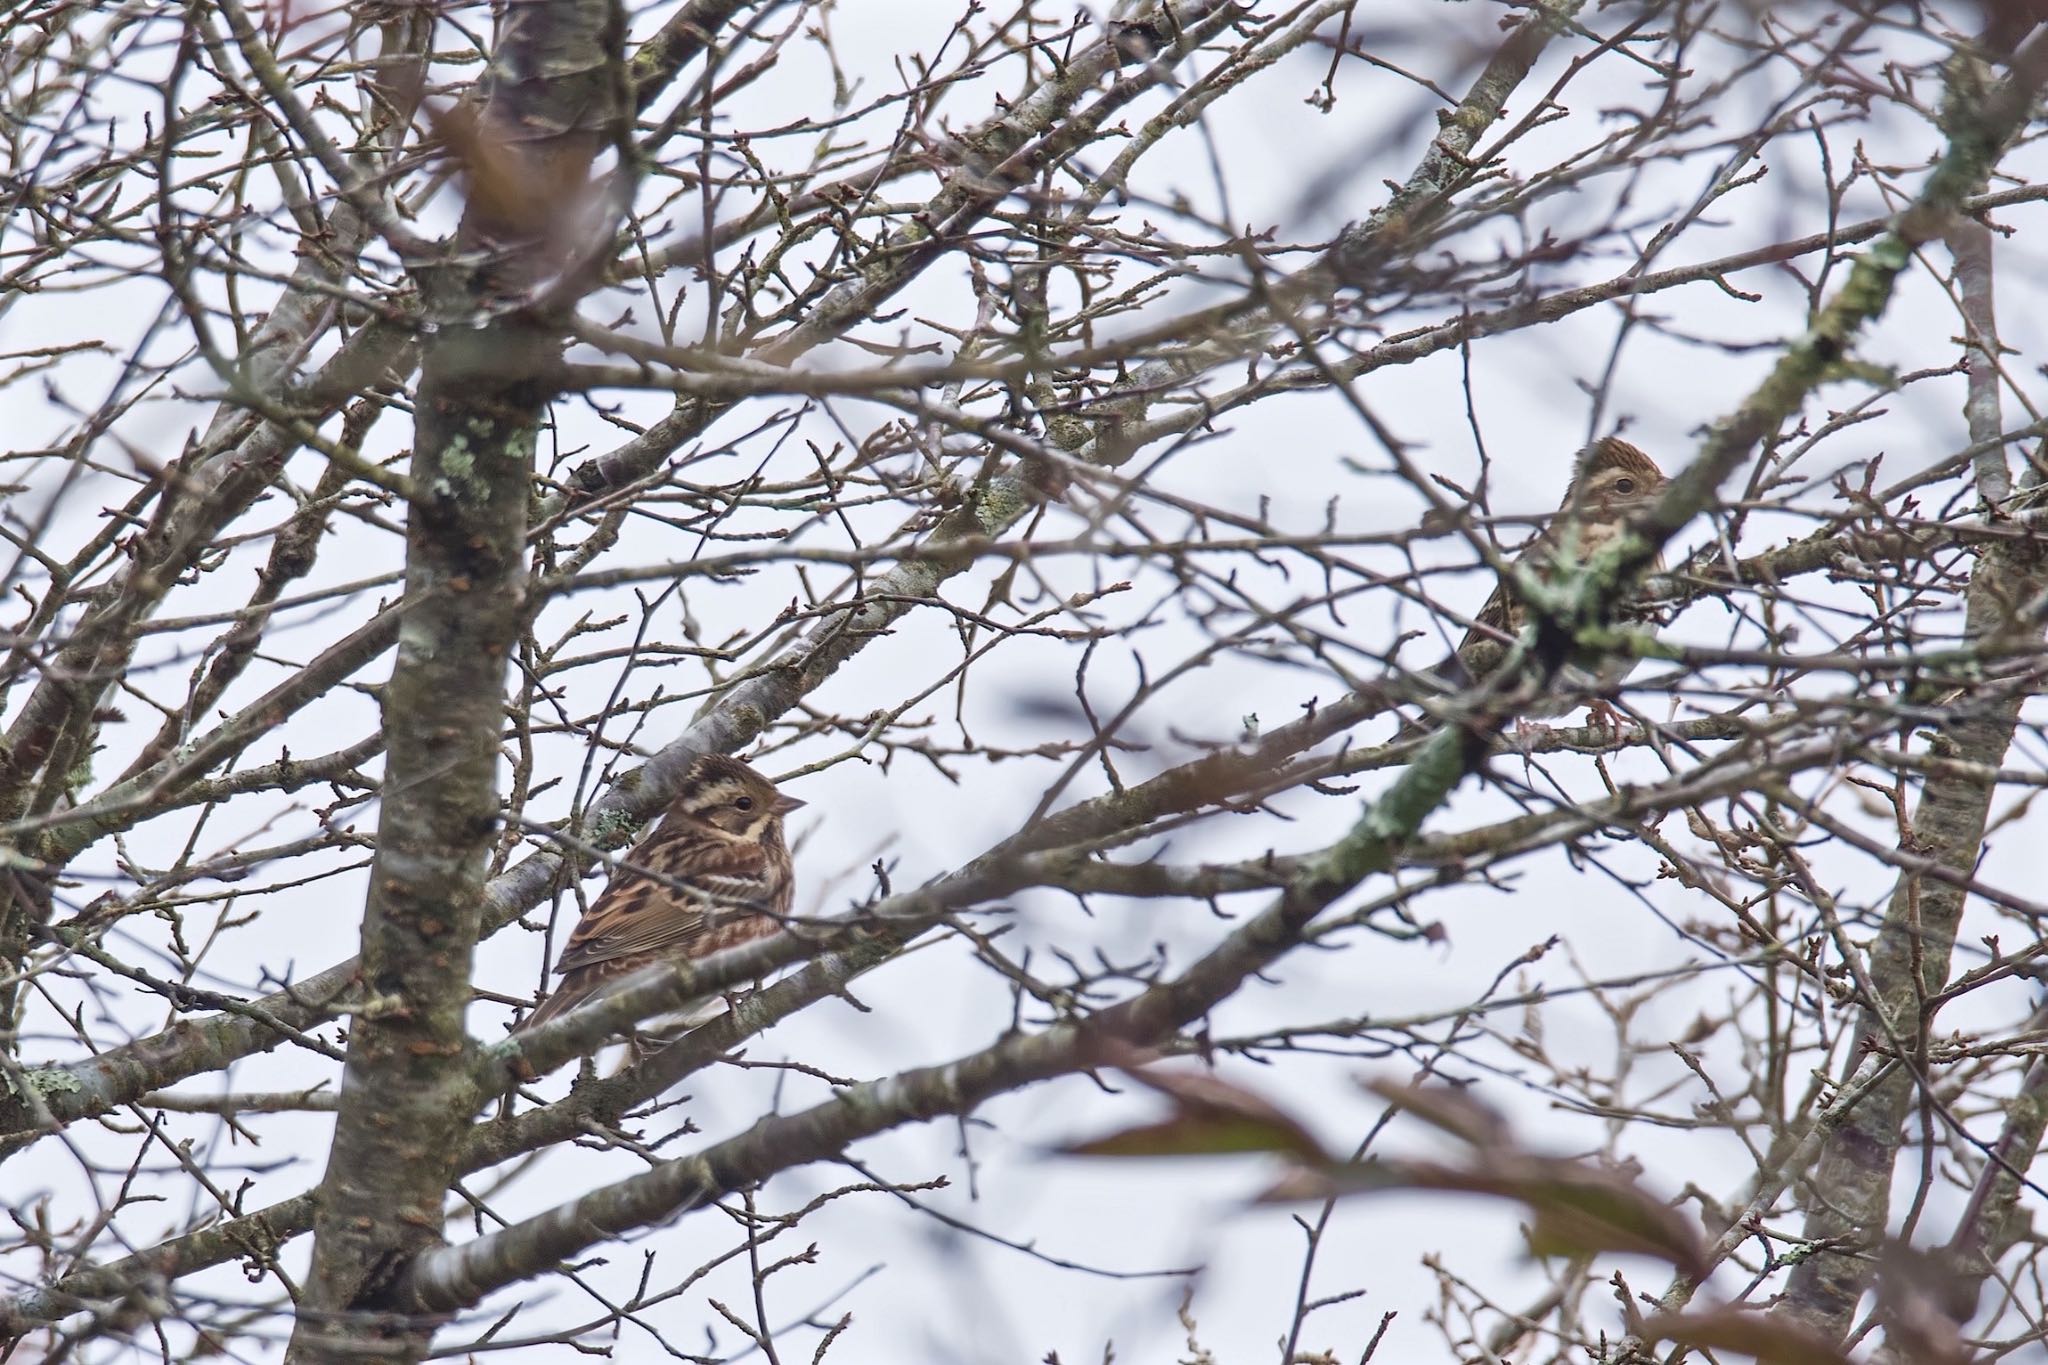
[734,796,755,811]
[1614,478,1635,495]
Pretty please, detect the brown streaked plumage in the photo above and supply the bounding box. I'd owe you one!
[1400,437,1668,735]
[513,753,801,1071]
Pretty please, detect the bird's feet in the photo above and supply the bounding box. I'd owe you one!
[1583,698,1627,741]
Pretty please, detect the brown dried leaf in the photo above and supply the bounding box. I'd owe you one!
[1062,1112,1320,1161]
[1263,1154,1709,1279]
[1062,1053,1330,1164]
[1639,1308,1856,1365]
[1362,1078,1512,1149]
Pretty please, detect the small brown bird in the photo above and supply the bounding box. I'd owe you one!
[1398,437,1668,736]
[513,753,802,1068]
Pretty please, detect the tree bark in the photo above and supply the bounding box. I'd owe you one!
[1779,42,2048,1334]
[286,1,627,1359]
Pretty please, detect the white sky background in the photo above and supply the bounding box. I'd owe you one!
[5,0,2048,1360]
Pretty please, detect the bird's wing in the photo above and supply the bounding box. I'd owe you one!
[552,834,780,974]
[1440,530,1546,681]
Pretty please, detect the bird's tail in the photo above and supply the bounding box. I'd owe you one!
[1392,648,1473,741]
[506,976,599,1083]
[512,976,593,1036]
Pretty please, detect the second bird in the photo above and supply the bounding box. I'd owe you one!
[1399,436,1668,736]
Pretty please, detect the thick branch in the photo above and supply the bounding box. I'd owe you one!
[286,0,627,1356]
[1780,48,2048,1330]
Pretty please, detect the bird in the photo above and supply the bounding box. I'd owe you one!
[1396,436,1668,738]
[512,752,803,1074]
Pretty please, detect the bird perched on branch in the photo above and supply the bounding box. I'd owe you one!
[1396,437,1669,739]
[513,752,802,1075]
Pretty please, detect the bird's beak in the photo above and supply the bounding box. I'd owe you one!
[774,793,806,814]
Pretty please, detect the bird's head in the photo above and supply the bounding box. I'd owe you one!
[1564,436,1667,517]
[671,753,805,837]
